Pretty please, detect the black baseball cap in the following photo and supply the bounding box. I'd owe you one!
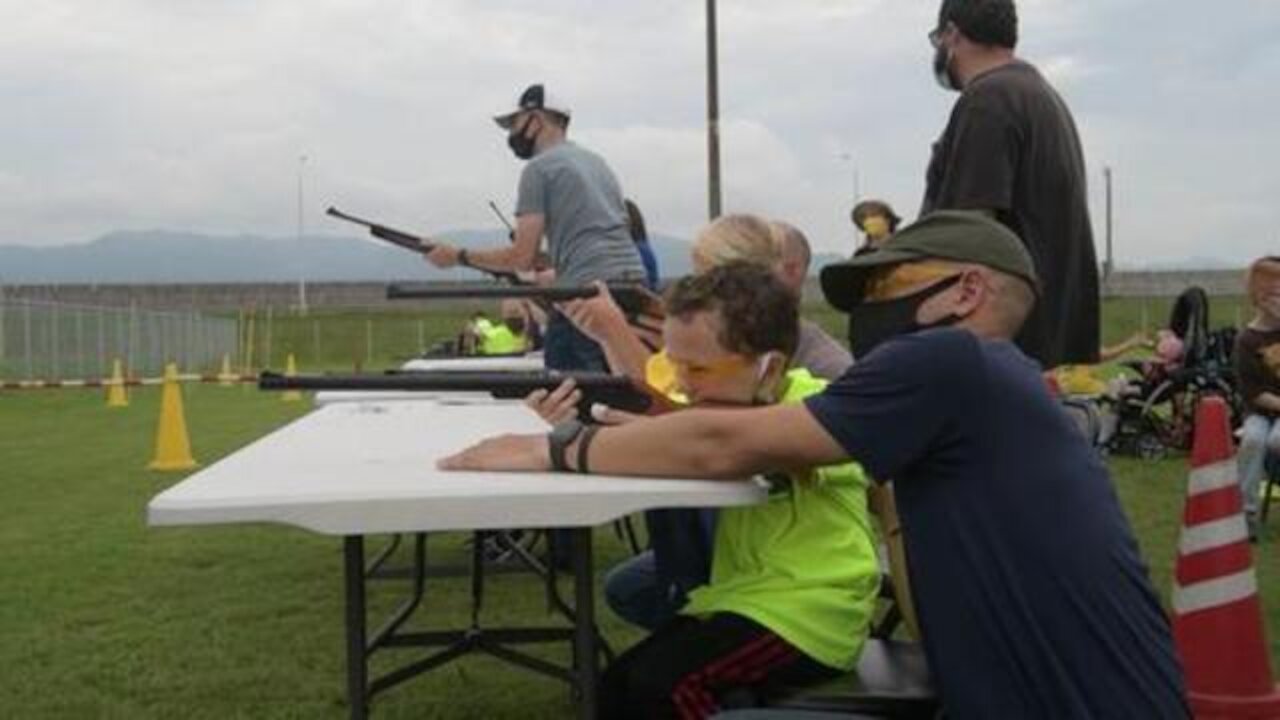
[493,84,572,129]
[820,210,1039,312]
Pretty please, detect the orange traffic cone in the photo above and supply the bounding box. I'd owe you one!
[147,363,198,471]
[1172,395,1280,717]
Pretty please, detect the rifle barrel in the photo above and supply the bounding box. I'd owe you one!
[385,282,662,318]
[258,370,667,417]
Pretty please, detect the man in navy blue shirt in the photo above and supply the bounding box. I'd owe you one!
[441,211,1188,718]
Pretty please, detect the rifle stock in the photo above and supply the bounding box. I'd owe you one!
[258,370,681,421]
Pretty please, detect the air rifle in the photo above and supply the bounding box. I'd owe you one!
[326,206,520,283]
[386,282,664,321]
[258,370,681,421]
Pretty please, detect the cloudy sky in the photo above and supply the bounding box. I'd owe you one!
[2,0,1277,267]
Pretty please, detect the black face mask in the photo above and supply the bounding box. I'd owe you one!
[506,117,541,160]
[504,317,526,335]
[848,275,963,360]
[932,42,961,92]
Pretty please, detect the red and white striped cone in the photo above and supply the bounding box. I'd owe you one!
[1173,394,1280,718]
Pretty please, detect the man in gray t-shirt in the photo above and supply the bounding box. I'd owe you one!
[516,141,643,287]
[425,83,643,372]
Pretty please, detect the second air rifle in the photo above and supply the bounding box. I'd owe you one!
[385,281,665,321]
[259,370,681,421]
[326,206,520,284]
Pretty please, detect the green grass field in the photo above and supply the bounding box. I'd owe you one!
[1,298,1275,718]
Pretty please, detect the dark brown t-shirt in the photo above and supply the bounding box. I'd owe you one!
[922,60,1100,368]
[1235,326,1280,417]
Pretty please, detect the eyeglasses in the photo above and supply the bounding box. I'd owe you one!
[927,25,948,49]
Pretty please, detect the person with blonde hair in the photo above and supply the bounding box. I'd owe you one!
[546,214,849,397]
[1235,256,1280,538]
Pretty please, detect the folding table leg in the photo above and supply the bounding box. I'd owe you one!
[344,536,369,720]
[571,527,598,719]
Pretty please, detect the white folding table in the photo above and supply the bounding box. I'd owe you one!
[148,398,763,719]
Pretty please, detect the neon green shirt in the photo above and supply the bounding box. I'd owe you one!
[681,368,880,670]
[477,322,527,355]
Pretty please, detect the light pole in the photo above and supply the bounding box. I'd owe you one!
[705,0,722,220]
[296,154,308,315]
[1103,165,1114,279]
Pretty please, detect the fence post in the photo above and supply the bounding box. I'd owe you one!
[366,319,374,368]
[51,302,60,380]
[24,299,33,380]
[98,307,107,379]
[264,305,274,370]
[76,307,85,380]
[0,294,6,378]
[312,319,321,369]
[128,301,139,378]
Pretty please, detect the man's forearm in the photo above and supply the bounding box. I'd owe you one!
[466,245,533,273]
[581,409,760,479]
[597,315,653,383]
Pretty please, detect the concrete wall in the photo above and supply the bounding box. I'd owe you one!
[0,269,1250,312]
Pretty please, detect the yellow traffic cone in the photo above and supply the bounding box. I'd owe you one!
[217,354,237,386]
[106,358,129,408]
[148,363,197,471]
[282,353,302,403]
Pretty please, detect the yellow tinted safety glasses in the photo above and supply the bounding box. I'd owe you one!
[864,260,960,302]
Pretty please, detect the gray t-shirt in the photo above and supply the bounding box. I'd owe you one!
[515,141,645,285]
[795,319,854,381]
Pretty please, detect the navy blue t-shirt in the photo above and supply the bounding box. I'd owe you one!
[805,329,1187,719]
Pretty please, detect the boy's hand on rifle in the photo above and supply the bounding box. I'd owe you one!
[525,379,582,425]
[425,243,461,269]
[438,433,551,472]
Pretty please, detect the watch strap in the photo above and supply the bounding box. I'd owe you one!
[548,420,585,472]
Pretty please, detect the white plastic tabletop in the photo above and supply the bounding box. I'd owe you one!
[148,400,764,536]
[313,390,496,407]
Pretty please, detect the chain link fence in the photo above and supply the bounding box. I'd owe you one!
[0,299,237,381]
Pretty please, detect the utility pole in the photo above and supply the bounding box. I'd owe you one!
[705,0,722,220]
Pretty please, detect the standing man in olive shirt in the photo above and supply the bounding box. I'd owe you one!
[922,0,1100,367]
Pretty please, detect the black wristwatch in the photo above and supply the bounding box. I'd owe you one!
[548,419,586,472]
[457,248,471,267]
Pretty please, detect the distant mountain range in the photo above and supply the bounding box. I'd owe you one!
[0,229,696,284]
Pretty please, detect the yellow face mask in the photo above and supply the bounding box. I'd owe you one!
[864,260,960,301]
[861,215,890,239]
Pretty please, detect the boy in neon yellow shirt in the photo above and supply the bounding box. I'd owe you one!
[480,263,879,715]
